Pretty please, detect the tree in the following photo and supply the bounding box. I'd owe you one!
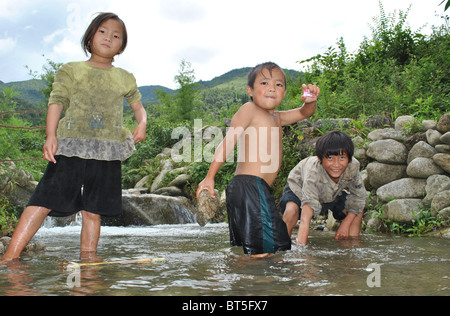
[156,60,200,122]
[173,60,199,122]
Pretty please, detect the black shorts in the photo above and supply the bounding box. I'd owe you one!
[226,175,291,255]
[27,156,122,218]
[279,184,348,221]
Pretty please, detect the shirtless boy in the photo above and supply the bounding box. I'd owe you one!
[196,62,319,257]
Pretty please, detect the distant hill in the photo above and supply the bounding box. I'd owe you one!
[198,67,251,90]
[139,85,175,104]
[0,79,174,108]
[0,79,47,106]
[0,66,301,108]
[198,67,301,91]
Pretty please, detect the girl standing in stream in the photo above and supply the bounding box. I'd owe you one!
[2,12,147,261]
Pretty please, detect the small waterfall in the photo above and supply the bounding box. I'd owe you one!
[171,203,196,224]
[42,216,56,228]
[41,212,82,228]
[70,212,83,226]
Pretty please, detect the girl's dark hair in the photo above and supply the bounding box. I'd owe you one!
[81,12,128,56]
[247,62,287,89]
[315,131,354,162]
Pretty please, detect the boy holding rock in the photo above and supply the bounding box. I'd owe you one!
[197,62,319,257]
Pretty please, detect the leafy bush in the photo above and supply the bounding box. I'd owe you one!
[0,196,18,237]
[0,87,48,180]
[121,116,191,188]
[298,3,449,121]
[373,205,450,237]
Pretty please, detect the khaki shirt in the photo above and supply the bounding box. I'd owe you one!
[287,156,367,217]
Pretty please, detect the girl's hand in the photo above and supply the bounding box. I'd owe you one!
[130,101,147,144]
[301,84,320,104]
[43,136,58,164]
[132,122,147,144]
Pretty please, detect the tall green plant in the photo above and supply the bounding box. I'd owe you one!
[297,1,449,120]
[157,60,201,123]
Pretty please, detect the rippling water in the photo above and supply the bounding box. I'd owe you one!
[1,223,449,296]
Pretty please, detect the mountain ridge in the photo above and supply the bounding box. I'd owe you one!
[0,66,300,108]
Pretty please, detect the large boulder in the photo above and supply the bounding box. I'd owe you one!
[0,161,37,209]
[395,115,415,130]
[422,120,437,131]
[441,132,450,145]
[437,113,450,134]
[366,162,407,189]
[431,190,450,216]
[376,178,427,202]
[102,191,196,226]
[423,175,450,207]
[314,118,352,130]
[407,157,444,178]
[407,141,437,164]
[366,139,408,164]
[433,154,450,174]
[383,199,423,223]
[426,129,443,147]
[367,128,406,142]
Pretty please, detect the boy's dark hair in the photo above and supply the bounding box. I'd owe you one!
[315,131,354,162]
[247,62,287,90]
[81,12,128,57]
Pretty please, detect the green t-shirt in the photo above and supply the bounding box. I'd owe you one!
[48,62,142,161]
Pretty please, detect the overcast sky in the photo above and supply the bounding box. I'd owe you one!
[0,0,447,89]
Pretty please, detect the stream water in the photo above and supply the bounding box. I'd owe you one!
[1,223,449,296]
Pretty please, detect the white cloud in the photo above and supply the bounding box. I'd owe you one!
[158,0,207,23]
[43,29,66,45]
[0,37,17,54]
[0,0,446,88]
[52,38,83,57]
[0,0,33,19]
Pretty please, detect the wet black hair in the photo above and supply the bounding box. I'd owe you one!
[81,12,128,56]
[315,130,354,162]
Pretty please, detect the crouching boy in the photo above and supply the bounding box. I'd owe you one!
[280,131,367,245]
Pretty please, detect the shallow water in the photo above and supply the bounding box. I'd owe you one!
[1,223,449,296]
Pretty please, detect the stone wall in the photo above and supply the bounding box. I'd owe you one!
[362,114,450,228]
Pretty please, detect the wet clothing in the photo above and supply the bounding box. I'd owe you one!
[226,175,291,255]
[49,62,142,161]
[280,184,348,221]
[29,62,142,218]
[28,156,122,218]
[284,156,367,218]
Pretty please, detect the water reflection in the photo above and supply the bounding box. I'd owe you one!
[1,223,449,296]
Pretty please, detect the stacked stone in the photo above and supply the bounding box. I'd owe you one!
[364,114,450,224]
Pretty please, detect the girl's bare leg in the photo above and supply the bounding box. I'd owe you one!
[1,206,51,261]
[80,211,101,253]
